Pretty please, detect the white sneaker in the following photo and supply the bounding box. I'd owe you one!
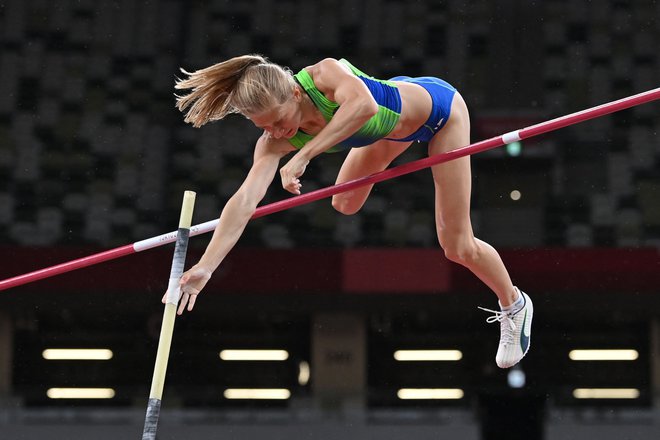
[479,288,533,369]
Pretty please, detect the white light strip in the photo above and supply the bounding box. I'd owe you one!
[573,388,640,399]
[219,350,289,361]
[223,388,291,400]
[394,350,463,361]
[397,388,464,400]
[42,349,113,360]
[568,349,639,361]
[47,388,116,399]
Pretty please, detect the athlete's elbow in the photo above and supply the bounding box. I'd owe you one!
[347,103,377,128]
[359,100,379,120]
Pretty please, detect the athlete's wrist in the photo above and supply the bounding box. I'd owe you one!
[299,140,327,161]
[295,147,313,162]
[195,258,219,275]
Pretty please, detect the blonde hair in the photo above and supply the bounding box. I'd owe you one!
[175,54,296,128]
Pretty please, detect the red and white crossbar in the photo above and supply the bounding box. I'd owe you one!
[2,86,659,291]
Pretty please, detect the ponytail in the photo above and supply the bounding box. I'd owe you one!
[175,54,295,128]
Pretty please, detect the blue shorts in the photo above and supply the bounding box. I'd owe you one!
[387,76,457,143]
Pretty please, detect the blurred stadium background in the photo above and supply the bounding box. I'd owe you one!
[0,0,659,438]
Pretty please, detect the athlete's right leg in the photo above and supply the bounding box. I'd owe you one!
[332,139,412,215]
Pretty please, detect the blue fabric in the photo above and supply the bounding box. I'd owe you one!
[387,76,457,143]
[356,75,402,115]
[333,75,403,149]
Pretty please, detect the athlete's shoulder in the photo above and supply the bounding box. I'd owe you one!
[305,58,350,78]
[306,57,340,70]
[305,58,356,93]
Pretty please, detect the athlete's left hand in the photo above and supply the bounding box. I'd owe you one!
[280,153,309,195]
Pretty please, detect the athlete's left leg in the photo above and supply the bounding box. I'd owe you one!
[428,91,533,368]
[427,92,517,306]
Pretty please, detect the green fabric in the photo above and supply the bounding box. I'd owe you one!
[289,59,401,153]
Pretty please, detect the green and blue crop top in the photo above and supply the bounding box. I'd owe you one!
[288,59,402,153]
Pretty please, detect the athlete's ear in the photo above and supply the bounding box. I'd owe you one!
[292,85,302,102]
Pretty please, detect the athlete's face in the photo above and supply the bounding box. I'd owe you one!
[248,89,302,140]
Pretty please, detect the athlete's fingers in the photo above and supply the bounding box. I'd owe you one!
[188,294,197,311]
[177,293,189,315]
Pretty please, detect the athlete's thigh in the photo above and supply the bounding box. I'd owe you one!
[428,92,473,230]
[335,139,412,185]
[332,139,412,214]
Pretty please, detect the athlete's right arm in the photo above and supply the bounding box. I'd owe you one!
[165,134,294,314]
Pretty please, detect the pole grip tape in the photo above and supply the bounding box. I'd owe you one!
[141,398,162,440]
[165,227,190,304]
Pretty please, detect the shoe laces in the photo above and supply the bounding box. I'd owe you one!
[478,307,517,345]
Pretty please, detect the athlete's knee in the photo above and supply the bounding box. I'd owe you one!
[331,194,361,215]
[438,231,480,265]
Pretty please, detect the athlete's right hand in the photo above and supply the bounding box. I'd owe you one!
[162,264,213,315]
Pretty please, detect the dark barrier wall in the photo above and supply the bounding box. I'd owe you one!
[3,246,660,294]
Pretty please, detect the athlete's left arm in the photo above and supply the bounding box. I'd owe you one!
[279,58,379,194]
